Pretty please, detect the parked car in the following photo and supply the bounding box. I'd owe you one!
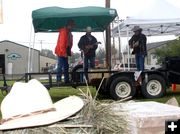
[113,63,161,71]
[144,64,161,70]
[113,63,137,71]
[70,58,100,70]
[48,63,58,73]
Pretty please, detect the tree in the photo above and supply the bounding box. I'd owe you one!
[154,39,180,63]
[96,48,106,64]
[40,49,56,59]
[69,52,81,64]
[96,45,118,64]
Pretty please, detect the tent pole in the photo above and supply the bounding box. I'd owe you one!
[118,37,121,62]
[112,22,116,66]
[126,25,130,71]
[117,17,125,70]
[28,24,33,73]
[102,31,106,67]
[30,33,36,72]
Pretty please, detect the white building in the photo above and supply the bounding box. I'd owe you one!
[0,40,40,74]
[0,40,56,75]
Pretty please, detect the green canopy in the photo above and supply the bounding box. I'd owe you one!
[32,6,117,32]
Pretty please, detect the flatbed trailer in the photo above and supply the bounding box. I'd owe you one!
[0,56,177,100]
[25,70,166,100]
[0,56,180,100]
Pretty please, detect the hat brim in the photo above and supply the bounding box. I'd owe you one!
[0,96,84,130]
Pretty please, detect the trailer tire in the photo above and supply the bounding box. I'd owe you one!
[110,76,136,100]
[141,74,166,99]
[96,84,108,95]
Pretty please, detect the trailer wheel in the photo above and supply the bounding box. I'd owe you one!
[110,76,136,100]
[141,74,166,99]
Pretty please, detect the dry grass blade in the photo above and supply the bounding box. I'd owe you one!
[93,77,105,100]
[75,77,131,134]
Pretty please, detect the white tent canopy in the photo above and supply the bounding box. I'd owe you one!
[112,0,180,37]
[111,0,180,70]
[112,18,180,37]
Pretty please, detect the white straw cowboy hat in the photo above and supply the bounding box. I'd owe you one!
[86,26,92,32]
[132,26,142,32]
[0,79,84,130]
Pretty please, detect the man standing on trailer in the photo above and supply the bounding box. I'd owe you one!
[55,20,75,84]
[129,26,147,71]
[78,26,99,82]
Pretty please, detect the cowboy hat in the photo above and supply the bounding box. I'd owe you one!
[0,79,84,130]
[86,26,92,32]
[132,26,142,32]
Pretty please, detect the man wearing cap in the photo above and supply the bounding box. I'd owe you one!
[129,26,147,71]
[78,26,99,81]
[55,20,75,84]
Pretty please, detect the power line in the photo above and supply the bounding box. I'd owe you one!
[16,41,56,45]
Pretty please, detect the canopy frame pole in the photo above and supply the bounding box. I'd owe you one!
[118,37,121,60]
[112,22,116,66]
[28,24,33,73]
[30,33,36,72]
[126,25,130,71]
[102,32,106,67]
[102,31,106,45]
[116,17,125,71]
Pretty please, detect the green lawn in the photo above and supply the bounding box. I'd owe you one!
[49,86,97,102]
[49,86,180,104]
[0,80,180,104]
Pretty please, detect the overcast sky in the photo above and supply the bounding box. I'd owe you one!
[0,0,180,53]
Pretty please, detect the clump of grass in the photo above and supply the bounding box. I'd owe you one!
[74,77,131,134]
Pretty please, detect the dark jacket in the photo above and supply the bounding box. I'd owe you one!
[78,34,97,57]
[129,33,147,55]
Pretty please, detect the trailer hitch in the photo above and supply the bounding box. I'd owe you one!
[0,74,11,96]
[0,85,11,96]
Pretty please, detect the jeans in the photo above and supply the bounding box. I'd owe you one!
[56,57,69,83]
[135,53,145,71]
[84,56,95,81]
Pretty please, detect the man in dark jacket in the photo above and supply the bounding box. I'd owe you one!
[78,26,98,81]
[129,26,147,71]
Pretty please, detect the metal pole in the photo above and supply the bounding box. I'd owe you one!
[105,0,111,71]
[30,33,36,72]
[117,19,124,70]
[112,22,116,65]
[117,18,122,62]
[126,25,130,71]
[118,37,121,61]
[39,40,44,50]
[28,24,33,73]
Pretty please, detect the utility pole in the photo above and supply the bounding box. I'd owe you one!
[105,0,111,70]
[39,40,44,51]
